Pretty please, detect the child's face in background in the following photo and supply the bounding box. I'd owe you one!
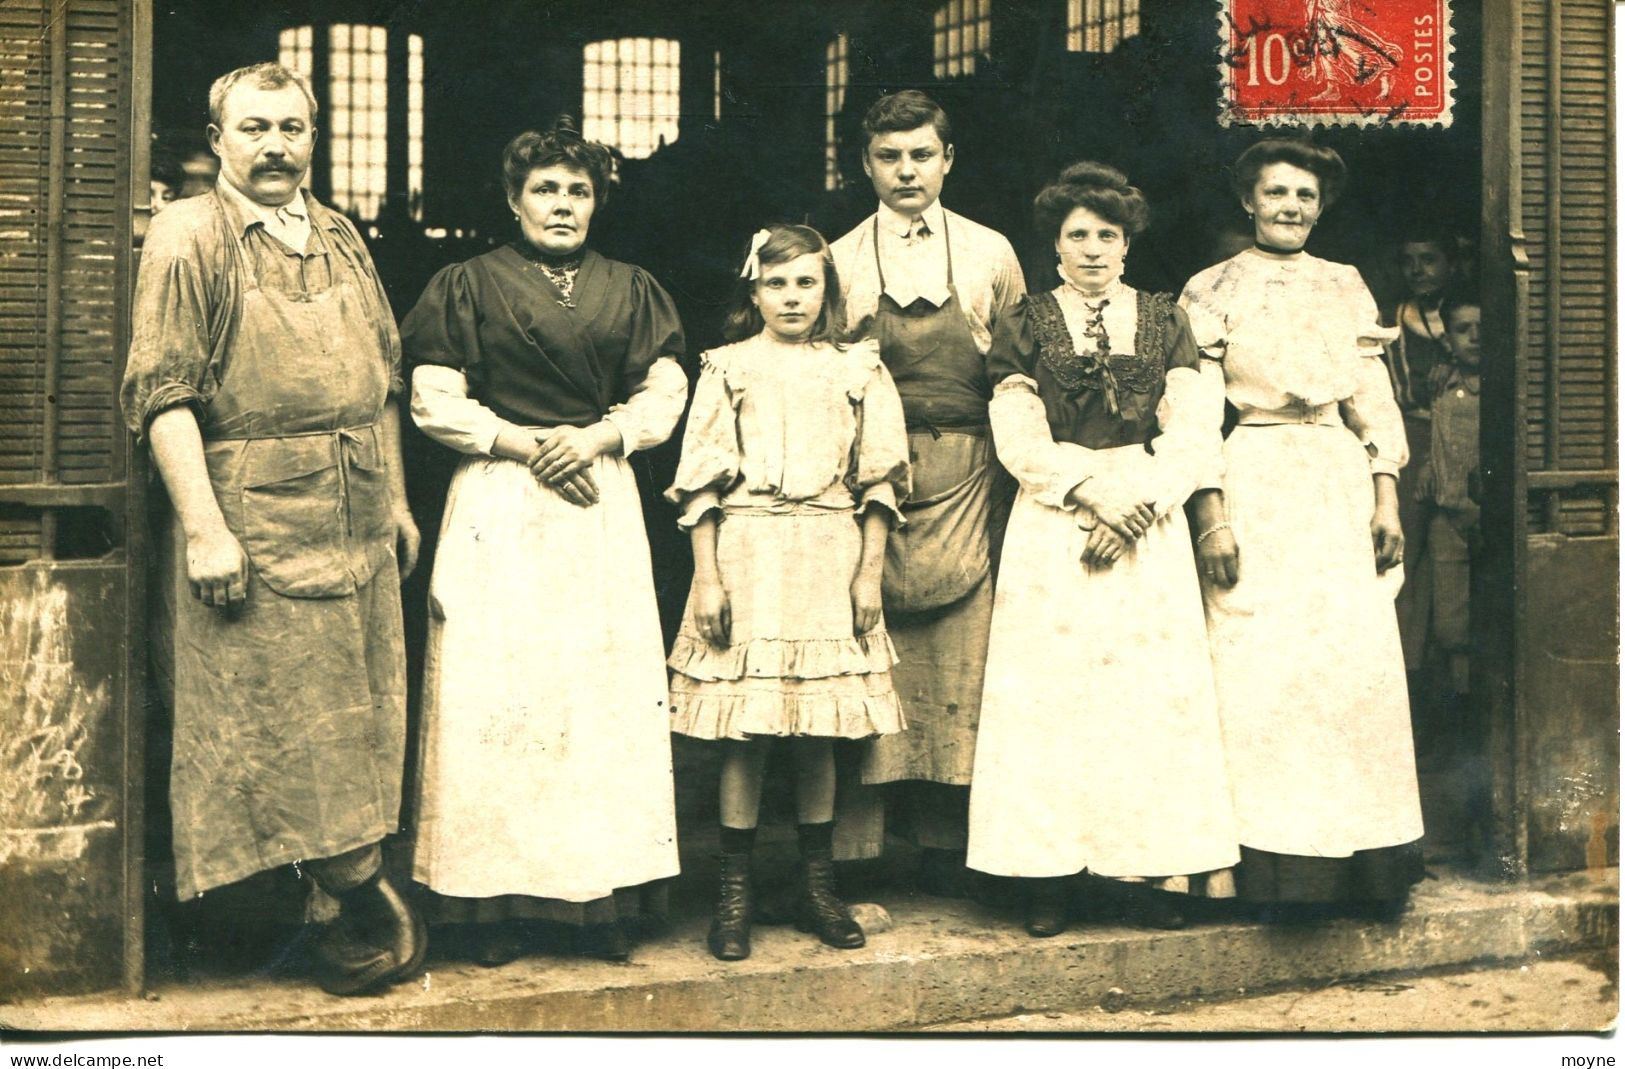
[1400,241,1452,299]
[1445,305,1481,369]
[753,251,826,343]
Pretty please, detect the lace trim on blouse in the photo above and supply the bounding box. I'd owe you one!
[1027,289,1172,418]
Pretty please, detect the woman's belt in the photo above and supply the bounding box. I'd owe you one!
[1234,401,1341,427]
[721,502,856,518]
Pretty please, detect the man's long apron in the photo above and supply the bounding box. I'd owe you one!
[164,217,407,899]
[835,216,1007,859]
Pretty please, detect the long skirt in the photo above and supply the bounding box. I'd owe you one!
[1204,423,1424,902]
[668,508,905,740]
[410,454,680,914]
[966,453,1240,886]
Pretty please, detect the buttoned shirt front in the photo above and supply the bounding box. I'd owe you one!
[831,200,1026,356]
[215,174,312,251]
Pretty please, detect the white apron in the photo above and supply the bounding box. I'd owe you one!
[411,453,680,902]
[967,446,1239,880]
[1203,422,1423,857]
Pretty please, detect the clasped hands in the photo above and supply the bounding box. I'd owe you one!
[525,423,622,507]
[1067,478,1156,569]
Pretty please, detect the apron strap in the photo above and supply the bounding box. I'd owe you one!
[872,211,954,297]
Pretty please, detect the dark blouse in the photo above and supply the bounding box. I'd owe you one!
[986,288,1200,450]
[401,243,685,428]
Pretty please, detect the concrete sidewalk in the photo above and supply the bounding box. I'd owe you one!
[929,953,1617,1032]
[2,865,1614,1033]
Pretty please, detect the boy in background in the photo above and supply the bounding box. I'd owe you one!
[1413,285,1480,757]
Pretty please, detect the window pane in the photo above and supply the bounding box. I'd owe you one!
[581,37,681,159]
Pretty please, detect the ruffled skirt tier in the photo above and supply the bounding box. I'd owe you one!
[669,509,905,740]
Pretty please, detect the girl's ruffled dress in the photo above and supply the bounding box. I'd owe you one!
[667,334,911,740]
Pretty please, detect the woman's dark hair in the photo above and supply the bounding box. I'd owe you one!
[501,116,614,206]
[722,224,851,346]
[861,89,952,151]
[1033,161,1150,242]
[1231,138,1348,208]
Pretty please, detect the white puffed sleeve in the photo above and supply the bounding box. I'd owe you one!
[603,356,689,456]
[411,364,530,456]
[1336,267,1408,477]
[665,353,742,529]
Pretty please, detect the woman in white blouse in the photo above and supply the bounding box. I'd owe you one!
[1179,139,1424,919]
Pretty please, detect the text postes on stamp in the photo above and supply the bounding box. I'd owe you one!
[1219,0,1454,128]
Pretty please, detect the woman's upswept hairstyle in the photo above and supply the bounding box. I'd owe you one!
[1231,138,1349,207]
[502,116,614,205]
[722,224,851,346]
[1033,161,1150,242]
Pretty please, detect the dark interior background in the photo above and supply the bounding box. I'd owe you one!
[140,0,1485,972]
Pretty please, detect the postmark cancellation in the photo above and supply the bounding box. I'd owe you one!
[1218,0,1454,128]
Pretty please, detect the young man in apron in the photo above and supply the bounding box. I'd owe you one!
[829,91,1026,895]
[120,63,424,996]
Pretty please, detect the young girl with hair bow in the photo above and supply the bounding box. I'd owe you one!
[666,224,910,961]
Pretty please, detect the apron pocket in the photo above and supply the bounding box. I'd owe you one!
[238,437,355,598]
[882,465,992,613]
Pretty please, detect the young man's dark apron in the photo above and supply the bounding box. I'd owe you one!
[836,213,1009,860]
[164,196,407,900]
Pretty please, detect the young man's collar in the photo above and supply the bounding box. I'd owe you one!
[877,198,945,239]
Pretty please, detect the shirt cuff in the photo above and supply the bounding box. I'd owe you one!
[1038,473,1092,512]
[676,489,724,530]
[601,412,634,457]
[1370,456,1403,478]
[859,483,905,528]
[137,383,206,439]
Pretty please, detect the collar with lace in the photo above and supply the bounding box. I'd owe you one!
[1056,269,1131,306]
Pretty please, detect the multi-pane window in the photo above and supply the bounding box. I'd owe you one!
[275,27,315,191]
[933,0,991,79]
[1066,0,1140,53]
[276,24,425,222]
[583,38,681,160]
[408,35,423,221]
[278,25,313,81]
[824,34,849,191]
[328,24,388,222]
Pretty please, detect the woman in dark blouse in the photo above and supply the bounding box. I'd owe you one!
[964,163,1239,936]
[401,120,687,965]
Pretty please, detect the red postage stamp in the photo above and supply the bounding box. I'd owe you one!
[1218,0,1454,127]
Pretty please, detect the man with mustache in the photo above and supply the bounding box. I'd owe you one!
[120,63,424,996]
[829,91,1026,896]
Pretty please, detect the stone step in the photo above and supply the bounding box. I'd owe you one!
[2,866,1614,1033]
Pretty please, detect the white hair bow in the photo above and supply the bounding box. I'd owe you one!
[739,228,771,281]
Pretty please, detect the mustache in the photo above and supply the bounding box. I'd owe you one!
[251,162,299,177]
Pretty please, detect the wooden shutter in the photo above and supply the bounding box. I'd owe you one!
[0,0,132,564]
[0,0,145,998]
[1519,0,1616,536]
[1484,0,1617,878]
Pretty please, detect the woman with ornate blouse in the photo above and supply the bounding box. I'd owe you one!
[401,121,687,964]
[965,163,1239,936]
[1179,139,1423,918]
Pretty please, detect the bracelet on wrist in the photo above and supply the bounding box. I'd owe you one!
[1196,521,1231,546]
